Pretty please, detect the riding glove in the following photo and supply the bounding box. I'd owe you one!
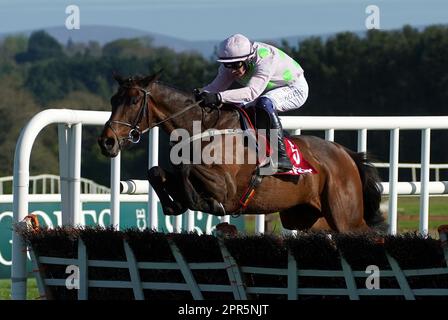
[193,88,202,101]
[197,91,222,108]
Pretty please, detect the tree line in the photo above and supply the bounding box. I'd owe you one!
[0,25,447,186]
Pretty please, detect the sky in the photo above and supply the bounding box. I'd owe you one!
[0,0,447,40]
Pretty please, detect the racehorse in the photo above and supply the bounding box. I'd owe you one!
[98,72,385,233]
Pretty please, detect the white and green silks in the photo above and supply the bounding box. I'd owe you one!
[203,41,307,111]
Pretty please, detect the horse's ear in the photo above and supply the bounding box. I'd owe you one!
[112,72,125,85]
[140,69,163,88]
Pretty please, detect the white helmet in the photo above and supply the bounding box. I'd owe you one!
[216,34,255,63]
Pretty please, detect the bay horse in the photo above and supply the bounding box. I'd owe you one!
[98,72,385,233]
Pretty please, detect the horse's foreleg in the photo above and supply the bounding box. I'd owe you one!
[148,166,187,216]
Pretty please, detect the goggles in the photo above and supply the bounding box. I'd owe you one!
[223,61,244,69]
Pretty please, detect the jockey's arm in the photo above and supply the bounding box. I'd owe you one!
[202,65,235,93]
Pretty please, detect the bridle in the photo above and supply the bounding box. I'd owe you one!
[106,85,205,148]
[106,86,152,145]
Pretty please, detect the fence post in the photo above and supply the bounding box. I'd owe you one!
[419,128,431,235]
[111,153,121,230]
[148,127,159,230]
[58,124,71,225]
[357,129,367,152]
[69,123,82,226]
[255,215,265,234]
[186,210,195,232]
[325,129,334,142]
[174,215,182,233]
[388,128,400,234]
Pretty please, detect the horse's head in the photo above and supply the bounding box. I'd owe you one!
[98,72,162,157]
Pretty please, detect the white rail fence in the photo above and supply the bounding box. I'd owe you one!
[0,174,110,195]
[373,163,448,183]
[10,109,448,299]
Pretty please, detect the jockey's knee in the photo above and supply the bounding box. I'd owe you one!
[255,97,275,114]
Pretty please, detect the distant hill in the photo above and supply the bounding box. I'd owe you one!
[0,25,318,58]
[1,25,432,58]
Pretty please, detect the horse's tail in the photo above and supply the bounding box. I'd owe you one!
[345,148,388,232]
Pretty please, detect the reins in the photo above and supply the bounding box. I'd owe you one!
[151,99,204,128]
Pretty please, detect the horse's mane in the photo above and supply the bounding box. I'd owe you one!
[155,81,193,100]
[117,75,188,92]
[117,76,194,104]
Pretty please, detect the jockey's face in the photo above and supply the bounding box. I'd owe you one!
[231,64,247,78]
[223,61,247,79]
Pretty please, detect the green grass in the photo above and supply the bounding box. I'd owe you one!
[395,196,448,235]
[0,278,39,300]
[396,196,448,215]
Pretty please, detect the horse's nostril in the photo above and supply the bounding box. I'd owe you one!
[104,137,116,150]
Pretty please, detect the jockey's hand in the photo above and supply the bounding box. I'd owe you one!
[199,91,222,109]
[193,88,202,101]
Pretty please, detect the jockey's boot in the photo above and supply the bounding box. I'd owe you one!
[268,111,293,173]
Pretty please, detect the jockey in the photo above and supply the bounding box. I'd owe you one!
[195,33,309,173]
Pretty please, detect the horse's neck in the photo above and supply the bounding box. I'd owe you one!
[151,83,240,135]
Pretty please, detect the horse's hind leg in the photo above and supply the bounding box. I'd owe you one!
[148,166,187,216]
[322,165,370,233]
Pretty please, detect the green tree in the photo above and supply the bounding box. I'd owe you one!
[16,30,64,63]
[0,35,27,77]
[0,35,27,59]
[0,76,59,176]
[102,38,153,58]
